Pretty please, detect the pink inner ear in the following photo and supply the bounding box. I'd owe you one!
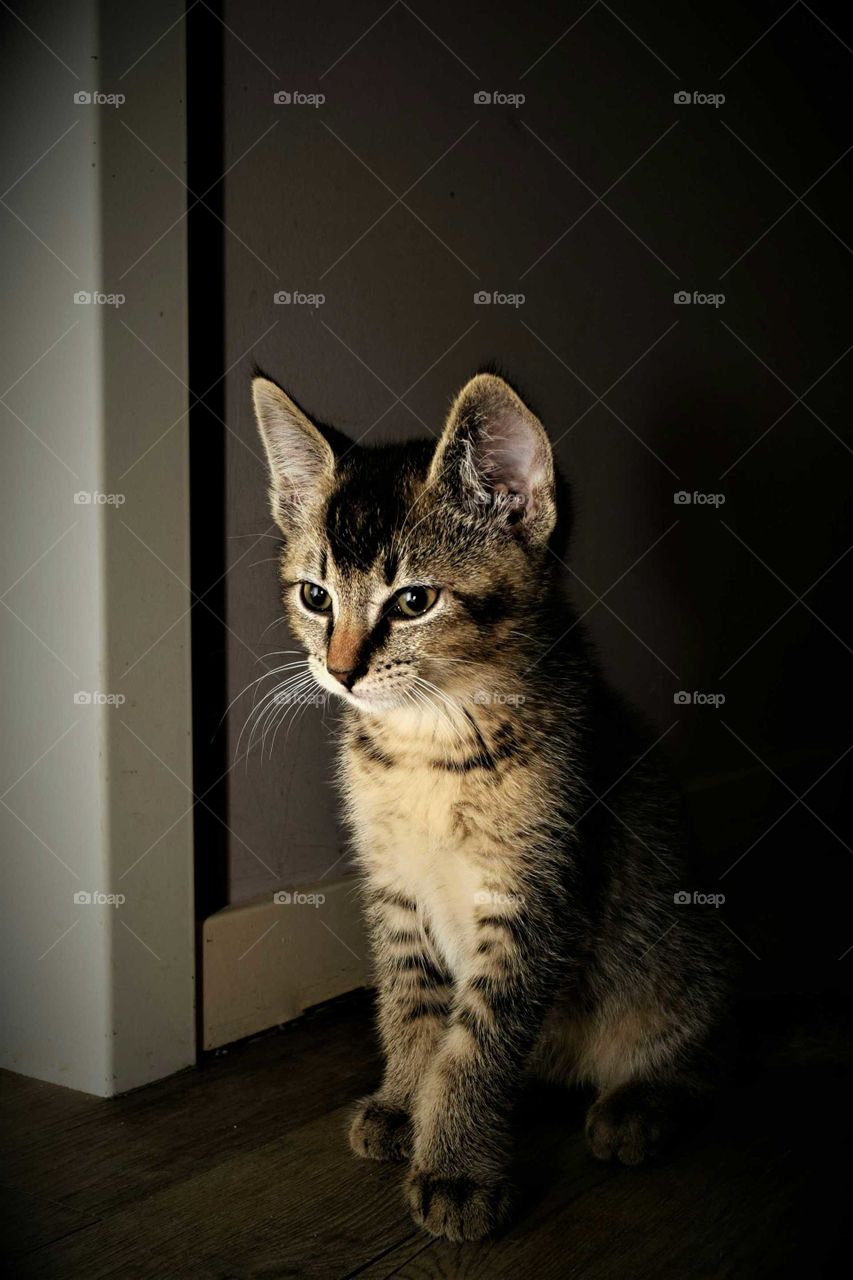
[479,410,542,502]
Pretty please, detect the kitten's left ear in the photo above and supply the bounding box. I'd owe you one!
[428,373,556,544]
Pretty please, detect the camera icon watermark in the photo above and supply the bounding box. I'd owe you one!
[674,889,725,907]
[471,689,526,707]
[273,889,326,907]
[474,890,525,908]
[273,90,325,107]
[673,290,725,308]
[73,690,127,707]
[272,689,327,707]
[673,490,725,507]
[73,889,126,906]
[74,291,125,307]
[473,90,525,108]
[673,90,725,108]
[74,90,126,108]
[273,290,325,307]
[74,490,126,506]
[473,289,525,308]
[673,690,726,708]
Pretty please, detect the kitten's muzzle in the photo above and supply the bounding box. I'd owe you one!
[327,663,358,691]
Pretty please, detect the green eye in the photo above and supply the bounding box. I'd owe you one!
[393,585,439,618]
[300,582,332,613]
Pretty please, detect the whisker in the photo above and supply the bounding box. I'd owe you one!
[236,669,314,761]
[255,674,317,761]
[411,675,469,753]
[249,556,286,570]
[423,653,485,670]
[259,615,291,638]
[219,660,309,732]
[418,688,468,758]
[268,672,325,758]
[227,532,282,542]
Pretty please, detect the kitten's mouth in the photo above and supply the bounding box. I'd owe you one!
[336,685,405,714]
[348,688,399,710]
[307,656,401,712]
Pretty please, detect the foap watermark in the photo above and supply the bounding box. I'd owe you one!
[272,689,327,707]
[474,890,525,908]
[273,90,325,107]
[674,290,725,308]
[74,290,125,307]
[673,490,725,507]
[474,90,525,108]
[474,290,525,308]
[73,690,127,707]
[74,490,126,506]
[74,890,126,906]
[674,889,725,908]
[273,890,326,907]
[472,690,526,707]
[673,90,725,109]
[74,90,125,108]
[273,290,325,308]
[673,690,726,708]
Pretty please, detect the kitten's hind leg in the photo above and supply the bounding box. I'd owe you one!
[582,1010,722,1166]
[584,1077,700,1165]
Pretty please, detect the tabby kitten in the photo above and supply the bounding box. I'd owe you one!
[252,371,729,1243]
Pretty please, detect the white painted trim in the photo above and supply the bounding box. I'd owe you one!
[0,1,195,1096]
[98,0,195,1095]
[202,876,368,1050]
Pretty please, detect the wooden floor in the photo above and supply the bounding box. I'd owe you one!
[2,989,851,1279]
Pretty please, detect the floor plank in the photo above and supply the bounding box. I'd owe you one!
[22,1105,416,1279]
[0,1187,101,1259]
[2,992,380,1220]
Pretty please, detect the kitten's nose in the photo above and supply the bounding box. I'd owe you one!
[327,664,357,690]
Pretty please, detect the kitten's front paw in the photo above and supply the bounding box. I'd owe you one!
[348,1096,411,1162]
[405,1167,509,1242]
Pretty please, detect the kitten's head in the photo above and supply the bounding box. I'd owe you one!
[252,372,562,714]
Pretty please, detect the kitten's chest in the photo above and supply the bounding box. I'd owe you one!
[343,748,492,971]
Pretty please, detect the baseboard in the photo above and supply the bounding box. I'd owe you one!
[201,875,368,1050]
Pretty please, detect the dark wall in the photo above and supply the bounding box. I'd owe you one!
[212,1,852,995]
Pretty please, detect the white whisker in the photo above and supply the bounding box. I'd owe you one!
[220,660,309,733]
[236,669,314,761]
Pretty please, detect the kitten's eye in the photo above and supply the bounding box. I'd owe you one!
[392,585,439,618]
[300,582,332,613]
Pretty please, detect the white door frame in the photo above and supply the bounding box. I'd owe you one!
[0,0,195,1097]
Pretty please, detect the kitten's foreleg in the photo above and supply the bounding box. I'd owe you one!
[406,896,560,1241]
[349,888,451,1163]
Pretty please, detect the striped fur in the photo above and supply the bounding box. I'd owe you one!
[253,372,730,1242]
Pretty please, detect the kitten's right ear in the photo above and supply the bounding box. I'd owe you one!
[251,377,335,531]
